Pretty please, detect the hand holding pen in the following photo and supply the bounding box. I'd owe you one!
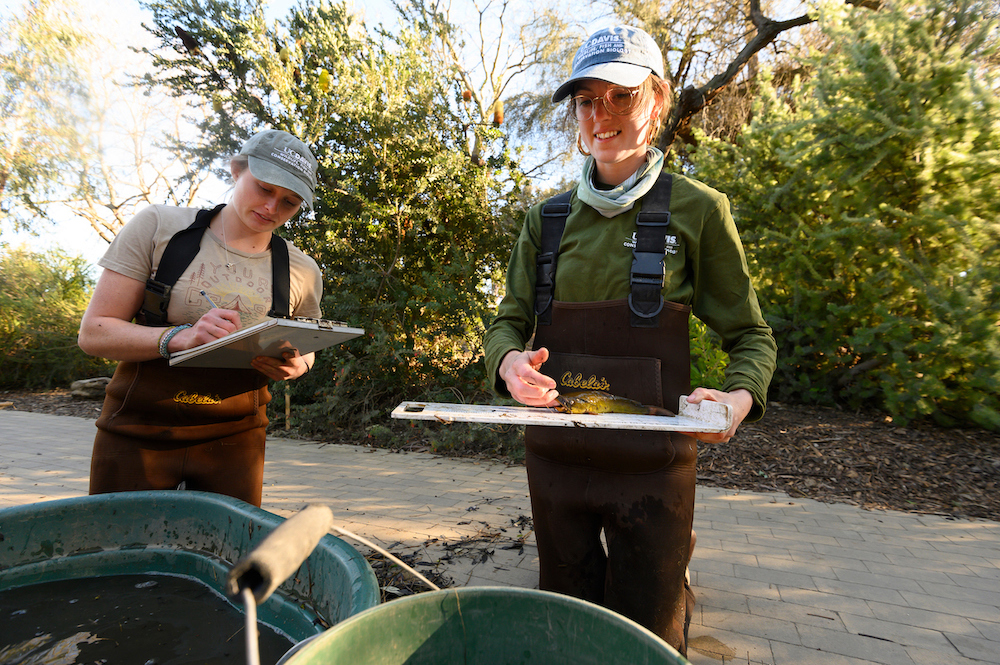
[184,290,242,345]
[156,291,240,356]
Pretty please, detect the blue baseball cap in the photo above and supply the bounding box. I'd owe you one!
[552,26,665,103]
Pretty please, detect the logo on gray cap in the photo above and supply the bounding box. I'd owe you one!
[271,146,313,177]
[551,26,665,103]
[239,129,318,210]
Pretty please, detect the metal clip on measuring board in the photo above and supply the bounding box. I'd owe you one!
[391,396,732,434]
[274,315,346,330]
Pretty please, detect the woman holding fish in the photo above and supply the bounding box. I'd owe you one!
[483,26,776,657]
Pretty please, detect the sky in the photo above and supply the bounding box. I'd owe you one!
[1,0,397,272]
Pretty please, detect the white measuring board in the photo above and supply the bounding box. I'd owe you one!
[391,396,732,433]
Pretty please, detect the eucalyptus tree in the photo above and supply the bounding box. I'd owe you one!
[1,0,210,241]
[0,0,93,232]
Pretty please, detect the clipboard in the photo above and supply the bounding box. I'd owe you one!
[168,317,365,368]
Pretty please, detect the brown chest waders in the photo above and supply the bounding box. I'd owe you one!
[90,205,291,507]
[524,175,696,655]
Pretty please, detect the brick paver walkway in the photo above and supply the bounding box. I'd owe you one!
[1,410,998,664]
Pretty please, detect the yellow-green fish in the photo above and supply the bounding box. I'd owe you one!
[554,390,674,417]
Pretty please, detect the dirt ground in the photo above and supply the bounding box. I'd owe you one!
[3,389,998,521]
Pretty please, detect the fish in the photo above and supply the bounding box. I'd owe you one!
[554,390,675,417]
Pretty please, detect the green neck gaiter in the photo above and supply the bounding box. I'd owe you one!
[576,147,664,218]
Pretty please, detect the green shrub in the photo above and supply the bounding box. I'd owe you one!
[0,246,114,389]
[690,317,728,392]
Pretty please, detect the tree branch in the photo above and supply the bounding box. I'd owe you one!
[658,0,881,151]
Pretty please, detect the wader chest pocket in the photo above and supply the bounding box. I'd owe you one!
[99,360,268,443]
[544,352,663,408]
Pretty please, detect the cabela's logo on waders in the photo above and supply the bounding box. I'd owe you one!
[173,391,222,405]
[560,372,611,392]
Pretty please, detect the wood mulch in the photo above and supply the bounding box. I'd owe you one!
[700,401,1000,521]
[3,389,998,522]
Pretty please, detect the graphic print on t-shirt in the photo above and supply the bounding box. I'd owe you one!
[172,259,274,327]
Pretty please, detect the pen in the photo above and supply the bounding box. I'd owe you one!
[200,290,218,309]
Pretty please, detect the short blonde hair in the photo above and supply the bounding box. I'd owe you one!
[641,74,671,144]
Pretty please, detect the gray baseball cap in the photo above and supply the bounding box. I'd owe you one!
[239,129,318,210]
[552,26,665,103]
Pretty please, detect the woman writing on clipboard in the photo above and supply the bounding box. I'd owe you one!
[78,129,323,507]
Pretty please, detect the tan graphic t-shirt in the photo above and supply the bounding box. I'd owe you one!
[99,204,323,327]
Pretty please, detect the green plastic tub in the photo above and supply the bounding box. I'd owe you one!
[0,490,379,642]
[282,586,690,665]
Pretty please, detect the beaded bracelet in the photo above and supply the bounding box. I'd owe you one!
[156,327,173,358]
[158,324,192,359]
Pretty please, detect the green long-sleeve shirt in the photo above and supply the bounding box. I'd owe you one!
[483,170,777,421]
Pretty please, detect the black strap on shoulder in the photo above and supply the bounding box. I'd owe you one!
[266,234,290,318]
[532,174,675,329]
[137,203,290,325]
[629,174,673,328]
[534,189,573,325]
[138,204,223,327]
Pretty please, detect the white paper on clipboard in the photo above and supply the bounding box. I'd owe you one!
[168,317,364,369]
[391,396,732,434]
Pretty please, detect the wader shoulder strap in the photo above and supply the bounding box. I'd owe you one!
[137,203,290,325]
[629,173,673,328]
[532,174,674,329]
[266,235,290,318]
[534,189,573,325]
[138,204,222,326]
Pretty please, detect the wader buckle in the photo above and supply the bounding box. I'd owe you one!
[542,201,571,217]
[629,212,670,322]
[139,278,172,327]
[534,251,557,317]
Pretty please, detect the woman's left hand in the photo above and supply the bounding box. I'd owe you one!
[251,351,313,382]
[680,387,753,443]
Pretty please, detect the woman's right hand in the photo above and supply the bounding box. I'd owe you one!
[79,268,245,362]
[167,308,242,353]
[499,348,559,407]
